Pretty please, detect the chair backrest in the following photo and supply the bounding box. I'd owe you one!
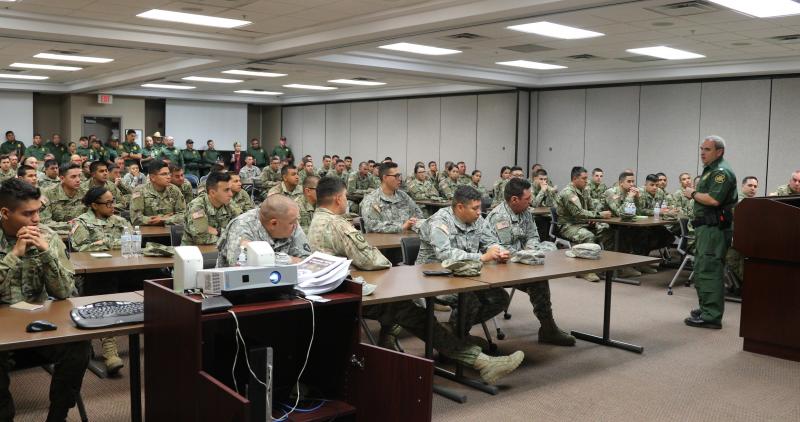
[400,237,421,265]
[480,196,492,213]
[548,207,559,238]
[351,216,365,233]
[185,174,199,189]
[169,224,185,247]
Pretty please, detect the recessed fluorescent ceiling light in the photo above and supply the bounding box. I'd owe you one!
[137,9,251,28]
[496,60,566,70]
[141,83,196,90]
[0,74,48,80]
[283,84,337,91]
[222,70,287,77]
[708,0,800,18]
[328,79,386,86]
[34,53,113,63]
[626,46,705,60]
[379,42,461,55]
[235,90,283,95]
[507,21,604,39]
[10,63,82,71]
[182,76,242,83]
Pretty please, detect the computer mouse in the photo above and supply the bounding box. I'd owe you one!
[26,320,57,333]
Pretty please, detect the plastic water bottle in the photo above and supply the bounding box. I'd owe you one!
[236,246,247,267]
[132,226,142,257]
[624,201,636,216]
[121,227,132,258]
[653,203,661,220]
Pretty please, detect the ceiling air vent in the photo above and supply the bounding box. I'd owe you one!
[564,53,605,62]
[647,1,718,17]
[46,49,82,55]
[500,43,554,53]
[617,56,665,63]
[443,32,489,40]
[1,68,25,73]
[769,34,800,44]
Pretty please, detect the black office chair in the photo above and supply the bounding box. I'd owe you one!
[400,237,421,265]
[169,224,184,247]
[480,196,492,214]
[549,207,572,249]
[351,217,365,233]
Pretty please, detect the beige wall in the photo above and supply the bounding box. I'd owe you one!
[67,94,145,141]
[32,94,65,140]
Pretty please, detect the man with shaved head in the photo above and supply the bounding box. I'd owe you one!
[216,194,311,267]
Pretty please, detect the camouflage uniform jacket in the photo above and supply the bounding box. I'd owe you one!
[360,188,423,233]
[81,178,128,211]
[267,182,302,200]
[669,188,694,216]
[347,173,379,196]
[405,178,442,201]
[588,181,607,201]
[491,179,509,207]
[638,187,669,216]
[70,211,132,252]
[232,189,255,212]
[416,206,496,264]
[297,168,317,185]
[129,182,186,226]
[181,194,241,245]
[41,184,87,226]
[330,170,349,184]
[307,208,391,270]
[259,166,282,190]
[601,186,639,217]
[37,174,60,190]
[773,184,800,196]
[469,182,488,198]
[239,165,261,183]
[0,169,15,182]
[216,208,311,267]
[177,180,193,205]
[294,195,315,234]
[531,183,558,208]
[556,183,604,226]
[0,224,74,305]
[438,177,460,200]
[483,201,553,253]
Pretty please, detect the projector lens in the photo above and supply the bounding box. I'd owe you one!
[269,271,281,284]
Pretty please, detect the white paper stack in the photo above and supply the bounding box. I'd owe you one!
[294,252,352,295]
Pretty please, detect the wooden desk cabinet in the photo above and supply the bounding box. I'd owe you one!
[144,280,433,422]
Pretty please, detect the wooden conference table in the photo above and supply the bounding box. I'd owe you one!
[0,292,144,422]
[363,231,417,250]
[60,226,171,242]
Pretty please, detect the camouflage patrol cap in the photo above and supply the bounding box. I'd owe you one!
[565,243,601,259]
[510,250,545,266]
[441,259,482,276]
[143,242,175,257]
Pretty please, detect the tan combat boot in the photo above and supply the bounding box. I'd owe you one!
[637,264,658,274]
[377,325,403,352]
[579,272,600,282]
[618,267,642,278]
[538,319,576,346]
[101,337,124,375]
[473,351,524,385]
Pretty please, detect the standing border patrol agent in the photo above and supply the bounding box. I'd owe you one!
[682,135,737,329]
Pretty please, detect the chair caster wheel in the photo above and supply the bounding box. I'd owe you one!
[667,290,673,296]
[503,312,512,320]
[496,330,506,340]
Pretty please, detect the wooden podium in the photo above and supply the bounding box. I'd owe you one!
[734,196,800,362]
[143,279,433,421]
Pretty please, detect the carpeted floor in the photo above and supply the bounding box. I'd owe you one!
[9,266,800,421]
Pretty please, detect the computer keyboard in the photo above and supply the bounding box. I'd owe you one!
[70,301,144,329]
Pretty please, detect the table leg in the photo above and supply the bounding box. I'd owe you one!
[359,316,376,345]
[571,270,644,354]
[424,297,467,403]
[611,226,641,286]
[129,333,142,422]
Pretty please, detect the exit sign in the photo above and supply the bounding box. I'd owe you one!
[97,94,113,104]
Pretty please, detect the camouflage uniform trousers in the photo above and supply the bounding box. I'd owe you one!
[517,281,554,322]
[362,301,481,366]
[448,287,510,336]
[561,222,612,249]
[0,341,91,420]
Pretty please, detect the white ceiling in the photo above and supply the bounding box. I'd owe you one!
[1,0,800,103]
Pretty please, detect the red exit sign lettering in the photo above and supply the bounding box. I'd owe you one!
[97,94,113,104]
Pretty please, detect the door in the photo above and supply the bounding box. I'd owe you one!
[346,343,433,422]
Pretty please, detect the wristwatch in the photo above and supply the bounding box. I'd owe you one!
[690,191,697,199]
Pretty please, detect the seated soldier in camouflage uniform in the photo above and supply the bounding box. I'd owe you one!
[483,178,575,346]
[81,161,128,212]
[169,164,193,205]
[0,179,90,421]
[229,173,256,212]
[468,170,488,199]
[259,156,283,193]
[297,159,316,185]
[598,171,647,278]
[130,160,186,226]
[17,165,38,188]
[588,168,607,201]
[267,164,303,199]
[636,174,678,271]
[308,177,524,385]
[438,163,462,200]
[530,169,558,207]
[295,175,318,233]
[769,169,800,196]
[238,155,261,184]
[491,166,522,208]
[347,161,379,197]
[182,172,241,246]
[417,185,511,336]
[556,166,612,282]
[669,172,695,216]
[38,159,61,189]
[361,162,423,233]
[40,163,87,236]
[216,195,311,267]
[72,187,133,375]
